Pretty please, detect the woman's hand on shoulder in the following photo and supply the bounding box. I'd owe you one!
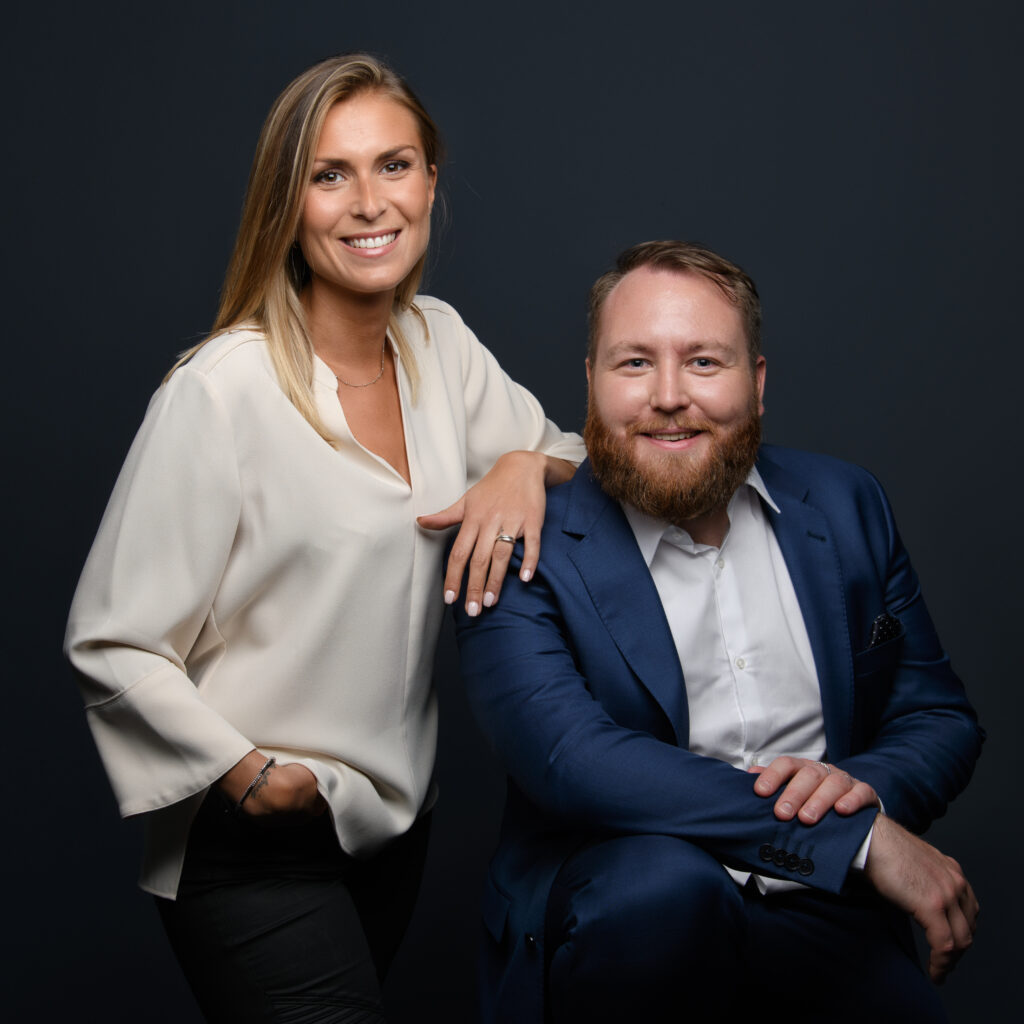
[218,750,327,823]
[417,452,575,616]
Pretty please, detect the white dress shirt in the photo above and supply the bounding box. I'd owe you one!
[624,468,870,891]
[66,296,585,898]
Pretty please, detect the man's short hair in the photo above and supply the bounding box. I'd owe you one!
[587,240,762,367]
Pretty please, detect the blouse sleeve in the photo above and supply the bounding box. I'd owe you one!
[65,366,255,817]
[451,312,585,481]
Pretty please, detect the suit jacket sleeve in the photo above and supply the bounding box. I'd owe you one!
[819,468,983,833]
[455,531,876,895]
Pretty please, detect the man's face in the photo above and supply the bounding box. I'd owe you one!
[584,266,766,531]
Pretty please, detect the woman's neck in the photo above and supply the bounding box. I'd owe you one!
[303,279,395,364]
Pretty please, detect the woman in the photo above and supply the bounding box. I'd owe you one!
[66,54,583,1022]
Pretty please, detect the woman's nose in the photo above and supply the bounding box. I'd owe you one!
[352,177,386,219]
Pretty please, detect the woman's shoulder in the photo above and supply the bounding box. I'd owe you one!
[177,324,269,380]
[405,295,472,343]
[410,294,460,320]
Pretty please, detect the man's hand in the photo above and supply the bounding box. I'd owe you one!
[865,814,978,983]
[218,750,327,822]
[751,756,880,823]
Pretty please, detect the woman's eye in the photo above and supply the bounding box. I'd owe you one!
[382,160,410,174]
[314,169,344,184]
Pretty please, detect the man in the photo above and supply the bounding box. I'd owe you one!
[453,241,983,1023]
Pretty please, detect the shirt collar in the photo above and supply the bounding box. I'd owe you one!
[622,465,781,569]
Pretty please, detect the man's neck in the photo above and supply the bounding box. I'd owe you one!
[675,503,731,548]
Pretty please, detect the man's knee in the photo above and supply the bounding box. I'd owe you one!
[545,833,744,1016]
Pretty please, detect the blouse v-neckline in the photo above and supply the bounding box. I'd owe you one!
[312,340,413,490]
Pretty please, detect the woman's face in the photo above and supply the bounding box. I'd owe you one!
[299,91,436,303]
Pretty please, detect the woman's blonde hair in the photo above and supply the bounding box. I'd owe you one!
[169,54,444,443]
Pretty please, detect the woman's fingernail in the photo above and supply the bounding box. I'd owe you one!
[520,568,533,582]
[444,590,456,605]
[483,592,496,607]
[468,601,480,617]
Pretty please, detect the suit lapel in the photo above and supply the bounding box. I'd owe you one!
[562,464,689,745]
[757,454,855,761]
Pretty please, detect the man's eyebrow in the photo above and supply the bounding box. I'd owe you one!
[603,338,733,359]
[603,340,657,359]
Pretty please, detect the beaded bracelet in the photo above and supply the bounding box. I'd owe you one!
[236,756,276,813]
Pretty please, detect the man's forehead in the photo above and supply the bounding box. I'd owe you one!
[606,265,727,308]
[597,267,745,350]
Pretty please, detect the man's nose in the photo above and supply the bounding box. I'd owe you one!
[650,366,689,412]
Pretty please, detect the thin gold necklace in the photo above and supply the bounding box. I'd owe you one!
[328,338,387,388]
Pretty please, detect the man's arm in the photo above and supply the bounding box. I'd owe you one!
[827,469,983,833]
[865,814,978,982]
[455,551,876,893]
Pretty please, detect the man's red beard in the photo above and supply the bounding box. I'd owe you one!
[583,396,762,527]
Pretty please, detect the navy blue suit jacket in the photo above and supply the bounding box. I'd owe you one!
[454,445,982,1023]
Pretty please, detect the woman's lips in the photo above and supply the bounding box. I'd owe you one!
[341,231,398,250]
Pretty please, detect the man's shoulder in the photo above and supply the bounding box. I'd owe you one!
[757,444,883,495]
[757,444,896,550]
[543,459,622,533]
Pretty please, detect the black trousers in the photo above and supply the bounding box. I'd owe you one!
[156,792,430,1024]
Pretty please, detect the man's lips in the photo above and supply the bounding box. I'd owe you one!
[630,423,711,450]
[644,430,699,441]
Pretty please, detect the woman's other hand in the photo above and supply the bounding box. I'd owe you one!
[218,750,328,822]
[417,451,574,615]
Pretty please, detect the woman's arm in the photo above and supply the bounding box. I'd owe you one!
[218,749,327,820]
[413,303,585,614]
[67,366,256,817]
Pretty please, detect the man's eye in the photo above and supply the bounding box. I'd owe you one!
[693,357,715,368]
[625,358,647,368]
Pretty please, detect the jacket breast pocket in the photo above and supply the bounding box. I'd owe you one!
[853,628,905,680]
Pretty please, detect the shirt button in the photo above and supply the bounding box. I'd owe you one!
[715,557,725,569]
[735,657,746,670]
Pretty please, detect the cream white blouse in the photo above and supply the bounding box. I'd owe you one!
[66,296,584,898]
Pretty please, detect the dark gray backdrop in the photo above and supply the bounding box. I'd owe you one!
[6,1,1019,1019]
